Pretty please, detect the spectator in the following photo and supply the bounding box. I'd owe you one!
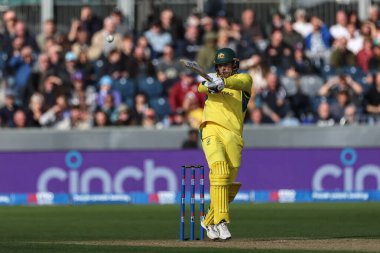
[97,75,121,108]
[55,31,71,52]
[98,49,127,79]
[25,92,45,127]
[170,111,187,126]
[346,23,364,55]
[178,24,202,60]
[305,16,332,67]
[360,21,376,40]
[39,95,70,129]
[36,19,57,52]
[169,69,204,114]
[0,90,19,127]
[292,8,313,38]
[264,29,294,70]
[114,103,135,126]
[260,72,288,123]
[69,105,92,129]
[119,35,138,79]
[120,35,134,59]
[93,110,110,127]
[330,37,356,68]
[217,29,238,52]
[339,104,359,125]
[129,45,157,78]
[282,16,304,50]
[266,12,284,37]
[181,129,199,149]
[199,16,216,42]
[286,72,313,121]
[75,50,96,83]
[131,92,149,125]
[195,32,218,71]
[182,92,203,128]
[71,5,102,41]
[69,71,97,113]
[143,20,173,59]
[356,38,374,73]
[47,45,64,73]
[99,93,118,123]
[368,5,380,28]
[5,35,24,64]
[88,17,123,61]
[329,10,349,40]
[248,107,264,125]
[364,72,380,123]
[348,10,361,30]
[238,9,264,57]
[40,75,61,108]
[216,15,240,42]
[2,9,17,43]
[135,35,152,59]
[368,44,380,71]
[142,108,157,128]
[8,45,36,105]
[26,53,53,101]
[319,75,363,106]
[11,109,28,128]
[240,54,267,95]
[60,51,79,87]
[159,8,184,43]
[155,44,181,94]
[110,9,131,36]
[330,90,350,121]
[292,47,317,75]
[315,101,335,126]
[71,29,90,57]
[15,21,39,51]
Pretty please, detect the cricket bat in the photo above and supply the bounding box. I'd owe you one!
[180,59,213,82]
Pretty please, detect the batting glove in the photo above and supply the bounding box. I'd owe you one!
[205,76,224,93]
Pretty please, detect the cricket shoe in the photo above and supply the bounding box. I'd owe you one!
[201,221,219,240]
[215,221,231,240]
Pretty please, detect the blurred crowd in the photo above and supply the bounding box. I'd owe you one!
[1,4,380,129]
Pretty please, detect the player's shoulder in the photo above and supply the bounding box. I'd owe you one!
[235,72,251,77]
[235,72,253,82]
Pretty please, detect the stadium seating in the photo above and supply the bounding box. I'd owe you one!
[93,59,105,78]
[321,65,337,81]
[280,76,297,96]
[150,97,172,120]
[113,77,136,101]
[137,76,163,99]
[300,75,324,97]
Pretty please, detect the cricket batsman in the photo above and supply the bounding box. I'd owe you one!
[199,48,253,240]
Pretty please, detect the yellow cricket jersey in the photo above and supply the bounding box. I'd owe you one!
[198,73,253,136]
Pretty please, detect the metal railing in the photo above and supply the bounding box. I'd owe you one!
[0,0,366,35]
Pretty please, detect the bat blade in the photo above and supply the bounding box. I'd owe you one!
[180,59,213,82]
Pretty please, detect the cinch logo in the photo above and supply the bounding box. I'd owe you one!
[312,148,380,191]
[37,151,177,194]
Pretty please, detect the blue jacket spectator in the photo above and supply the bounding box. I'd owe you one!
[305,22,332,50]
[97,75,121,108]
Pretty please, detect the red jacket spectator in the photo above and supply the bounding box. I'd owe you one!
[356,38,374,73]
[169,71,204,114]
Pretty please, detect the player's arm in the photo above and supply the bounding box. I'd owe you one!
[224,73,252,94]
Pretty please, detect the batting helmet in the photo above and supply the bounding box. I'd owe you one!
[214,48,239,73]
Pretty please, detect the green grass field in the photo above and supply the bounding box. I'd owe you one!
[1,203,380,253]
